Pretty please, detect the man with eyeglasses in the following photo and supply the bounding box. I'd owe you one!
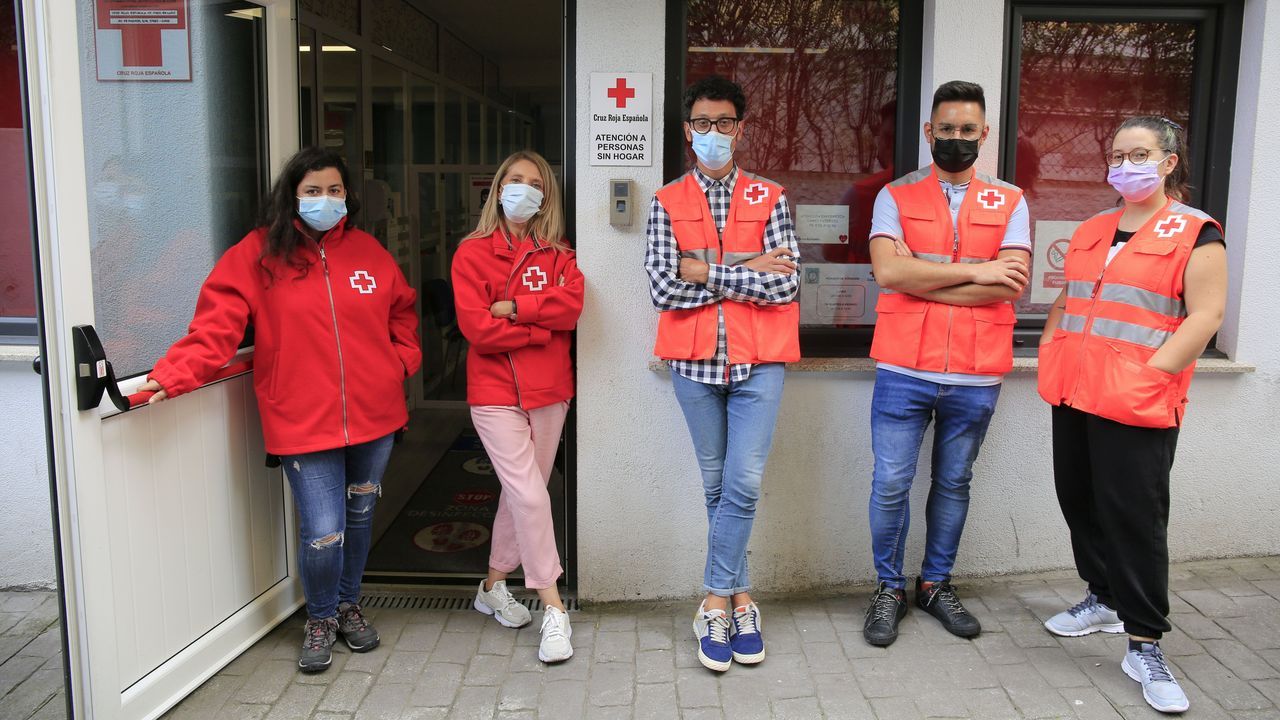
[644,75,800,673]
[861,81,1032,647]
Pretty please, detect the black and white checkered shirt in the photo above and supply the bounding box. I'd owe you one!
[644,166,800,385]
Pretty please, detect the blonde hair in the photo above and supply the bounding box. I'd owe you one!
[467,150,568,251]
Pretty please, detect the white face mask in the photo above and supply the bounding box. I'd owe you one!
[500,183,544,223]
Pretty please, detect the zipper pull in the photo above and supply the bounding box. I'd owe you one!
[1091,273,1102,298]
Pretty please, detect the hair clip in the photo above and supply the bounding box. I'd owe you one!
[1160,116,1184,132]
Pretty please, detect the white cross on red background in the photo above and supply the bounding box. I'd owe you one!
[349,270,377,294]
[522,267,548,292]
[1154,214,1187,238]
[977,188,1005,210]
[607,78,635,109]
[744,182,770,205]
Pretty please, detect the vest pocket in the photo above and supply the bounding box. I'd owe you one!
[1091,342,1176,428]
[870,293,928,366]
[654,307,700,359]
[1036,330,1068,404]
[971,304,1016,373]
[751,303,800,362]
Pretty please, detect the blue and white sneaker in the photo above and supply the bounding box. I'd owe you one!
[692,602,733,672]
[731,603,765,664]
[1044,591,1125,637]
[1123,642,1190,713]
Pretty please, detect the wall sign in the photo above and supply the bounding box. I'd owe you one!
[95,1,192,82]
[590,73,652,166]
[1031,221,1079,305]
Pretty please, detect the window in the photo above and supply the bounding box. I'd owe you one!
[667,0,923,356]
[0,2,36,343]
[1002,2,1242,352]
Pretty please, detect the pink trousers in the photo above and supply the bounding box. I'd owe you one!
[470,401,568,589]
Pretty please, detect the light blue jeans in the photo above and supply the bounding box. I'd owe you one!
[869,369,1000,589]
[281,433,395,619]
[671,363,785,597]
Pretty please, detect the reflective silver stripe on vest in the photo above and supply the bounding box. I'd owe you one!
[1098,283,1185,318]
[958,256,988,264]
[679,249,715,263]
[723,251,761,265]
[1089,317,1173,349]
[1066,280,1095,300]
[913,252,951,263]
[879,288,899,295]
[1059,313,1088,333]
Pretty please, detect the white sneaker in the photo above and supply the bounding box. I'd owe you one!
[473,580,532,628]
[1044,591,1125,637]
[1123,642,1190,713]
[538,606,573,663]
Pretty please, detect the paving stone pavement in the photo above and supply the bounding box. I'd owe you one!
[5,557,1280,719]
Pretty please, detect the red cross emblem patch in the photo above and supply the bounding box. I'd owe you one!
[349,270,376,294]
[1154,214,1187,238]
[744,182,770,206]
[977,188,1006,210]
[522,267,548,292]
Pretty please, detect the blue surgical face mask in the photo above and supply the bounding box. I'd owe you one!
[500,183,544,224]
[691,130,734,171]
[297,195,347,232]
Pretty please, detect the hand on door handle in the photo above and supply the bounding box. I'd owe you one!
[135,379,168,404]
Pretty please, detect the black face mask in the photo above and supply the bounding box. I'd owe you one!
[931,137,980,173]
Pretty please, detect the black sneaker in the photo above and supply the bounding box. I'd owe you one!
[337,601,380,652]
[299,616,339,673]
[863,582,908,646]
[915,578,981,638]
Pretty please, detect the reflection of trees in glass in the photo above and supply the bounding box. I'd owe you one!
[686,0,898,175]
[1018,21,1195,183]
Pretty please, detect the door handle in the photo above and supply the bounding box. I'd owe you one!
[71,325,152,412]
[32,355,40,375]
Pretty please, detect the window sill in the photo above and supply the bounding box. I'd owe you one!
[647,356,1256,375]
[0,345,40,363]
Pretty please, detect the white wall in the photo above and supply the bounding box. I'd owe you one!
[0,356,56,589]
[574,0,1280,603]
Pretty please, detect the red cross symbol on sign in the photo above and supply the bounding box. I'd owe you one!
[607,78,635,109]
[1154,214,1187,238]
[977,188,1006,210]
[744,182,770,206]
[349,270,377,294]
[522,267,548,292]
[95,2,188,68]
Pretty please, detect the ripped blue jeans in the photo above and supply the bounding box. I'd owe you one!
[281,433,395,619]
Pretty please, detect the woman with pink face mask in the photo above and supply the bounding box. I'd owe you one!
[1035,116,1227,715]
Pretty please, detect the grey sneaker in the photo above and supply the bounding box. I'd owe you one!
[538,606,574,663]
[1044,591,1125,637]
[299,616,338,673]
[474,580,532,628]
[1123,642,1190,713]
[337,601,380,652]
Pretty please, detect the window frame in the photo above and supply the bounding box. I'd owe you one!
[662,0,925,358]
[1000,0,1244,355]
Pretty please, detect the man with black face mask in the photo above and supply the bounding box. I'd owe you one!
[860,81,1031,647]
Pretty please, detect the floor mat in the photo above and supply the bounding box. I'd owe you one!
[365,429,566,578]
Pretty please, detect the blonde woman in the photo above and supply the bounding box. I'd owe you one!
[450,151,584,663]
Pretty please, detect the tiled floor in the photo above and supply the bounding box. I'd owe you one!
[6,556,1280,719]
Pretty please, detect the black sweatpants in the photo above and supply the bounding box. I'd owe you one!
[1051,404,1179,639]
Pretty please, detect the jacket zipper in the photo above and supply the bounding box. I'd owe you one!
[1067,231,1137,403]
[502,242,552,409]
[318,241,350,444]
[944,201,960,373]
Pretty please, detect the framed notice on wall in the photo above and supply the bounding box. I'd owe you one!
[94,0,192,82]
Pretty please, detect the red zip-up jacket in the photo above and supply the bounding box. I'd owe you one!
[451,229,584,409]
[149,219,421,455]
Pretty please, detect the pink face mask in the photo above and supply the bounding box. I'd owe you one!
[1107,160,1164,202]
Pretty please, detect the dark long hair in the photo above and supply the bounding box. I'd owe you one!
[1114,116,1191,202]
[258,147,361,278]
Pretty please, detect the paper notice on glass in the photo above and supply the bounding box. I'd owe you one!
[799,264,881,326]
[1031,220,1080,305]
[795,204,850,245]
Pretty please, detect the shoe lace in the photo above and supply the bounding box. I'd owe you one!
[491,584,524,614]
[304,618,335,650]
[1137,644,1175,683]
[706,614,731,645]
[930,583,969,615]
[870,588,901,623]
[542,609,568,641]
[340,603,369,631]
[734,608,759,635]
[1067,592,1099,618]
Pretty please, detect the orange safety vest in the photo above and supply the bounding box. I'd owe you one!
[1038,198,1218,428]
[870,166,1024,374]
[652,171,800,364]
